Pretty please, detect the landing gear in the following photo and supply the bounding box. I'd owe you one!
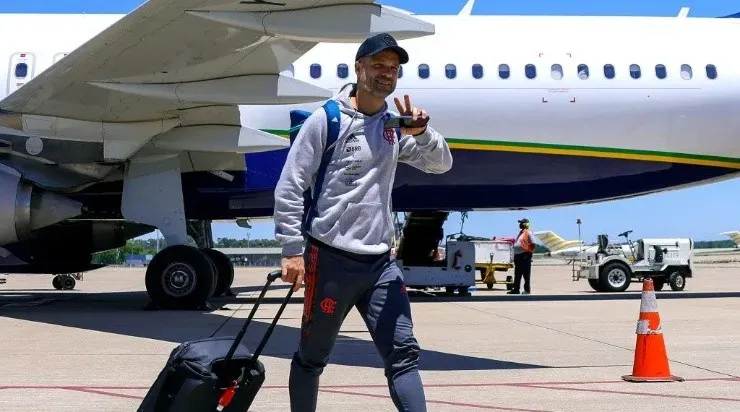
[203,248,235,297]
[145,245,215,310]
[52,273,81,290]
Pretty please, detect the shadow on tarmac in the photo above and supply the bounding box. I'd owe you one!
[1,283,737,373]
[0,285,548,372]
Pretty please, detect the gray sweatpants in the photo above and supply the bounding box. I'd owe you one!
[289,236,427,412]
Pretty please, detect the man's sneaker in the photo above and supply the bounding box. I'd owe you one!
[522,291,530,295]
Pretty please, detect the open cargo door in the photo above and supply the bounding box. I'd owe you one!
[395,211,449,266]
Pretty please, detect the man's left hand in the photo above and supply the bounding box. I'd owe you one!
[394,94,428,137]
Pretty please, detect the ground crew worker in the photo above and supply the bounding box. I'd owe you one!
[509,218,536,295]
[273,32,453,412]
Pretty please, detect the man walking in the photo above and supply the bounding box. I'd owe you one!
[508,218,536,295]
[273,33,453,412]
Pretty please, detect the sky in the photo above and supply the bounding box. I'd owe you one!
[8,0,738,244]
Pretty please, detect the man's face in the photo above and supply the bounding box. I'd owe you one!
[355,50,400,99]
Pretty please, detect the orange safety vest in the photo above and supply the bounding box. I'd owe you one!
[517,229,536,253]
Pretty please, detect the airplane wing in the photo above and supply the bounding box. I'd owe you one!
[0,0,434,162]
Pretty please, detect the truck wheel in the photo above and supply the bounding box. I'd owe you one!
[588,279,601,292]
[599,261,631,292]
[668,272,686,291]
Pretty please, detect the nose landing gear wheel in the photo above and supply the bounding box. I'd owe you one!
[145,245,216,310]
[52,274,76,290]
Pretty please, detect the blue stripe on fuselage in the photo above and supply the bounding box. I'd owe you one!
[0,0,141,14]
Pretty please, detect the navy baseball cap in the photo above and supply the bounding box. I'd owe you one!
[355,33,409,64]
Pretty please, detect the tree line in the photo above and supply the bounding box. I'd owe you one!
[91,237,280,264]
[91,237,735,265]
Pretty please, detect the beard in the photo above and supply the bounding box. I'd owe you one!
[360,77,395,99]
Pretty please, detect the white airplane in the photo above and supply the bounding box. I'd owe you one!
[720,231,740,248]
[534,230,630,261]
[533,231,584,254]
[1,0,740,309]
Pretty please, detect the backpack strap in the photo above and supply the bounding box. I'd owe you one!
[302,100,341,234]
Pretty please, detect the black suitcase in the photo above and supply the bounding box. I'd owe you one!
[137,269,295,411]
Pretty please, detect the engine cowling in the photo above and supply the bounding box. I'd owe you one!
[0,165,83,246]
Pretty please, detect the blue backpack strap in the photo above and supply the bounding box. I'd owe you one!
[302,100,340,234]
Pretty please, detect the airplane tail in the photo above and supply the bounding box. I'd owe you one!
[720,231,740,247]
[533,230,583,252]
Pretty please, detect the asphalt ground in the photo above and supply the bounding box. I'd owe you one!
[1,260,738,411]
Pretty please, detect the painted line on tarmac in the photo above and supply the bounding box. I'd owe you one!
[318,388,554,411]
[1,376,738,410]
[518,384,740,403]
[456,303,740,379]
[65,387,145,400]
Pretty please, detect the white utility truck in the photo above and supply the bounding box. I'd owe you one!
[392,212,514,295]
[573,231,694,292]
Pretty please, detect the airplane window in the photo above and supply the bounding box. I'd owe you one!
[498,64,510,79]
[418,64,429,79]
[472,64,483,79]
[577,64,589,79]
[551,64,563,80]
[603,64,615,79]
[629,64,641,79]
[337,63,348,79]
[310,63,321,79]
[706,64,717,79]
[680,64,692,80]
[14,63,28,78]
[655,64,667,79]
[445,64,457,79]
[525,64,536,79]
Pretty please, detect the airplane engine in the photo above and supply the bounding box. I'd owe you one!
[0,165,83,246]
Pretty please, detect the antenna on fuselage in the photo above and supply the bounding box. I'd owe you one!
[458,0,475,16]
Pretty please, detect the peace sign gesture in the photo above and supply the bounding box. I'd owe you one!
[393,94,429,136]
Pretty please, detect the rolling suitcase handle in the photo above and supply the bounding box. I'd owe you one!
[223,269,296,364]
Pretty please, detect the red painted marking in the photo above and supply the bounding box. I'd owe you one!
[0,377,738,405]
[65,387,144,400]
[522,384,740,403]
[319,388,553,412]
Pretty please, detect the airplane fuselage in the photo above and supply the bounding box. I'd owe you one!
[1,12,740,220]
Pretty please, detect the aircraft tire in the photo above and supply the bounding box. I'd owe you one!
[52,275,62,290]
[60,274,76,290]
[203,248,234,297]
[145,245,215,310]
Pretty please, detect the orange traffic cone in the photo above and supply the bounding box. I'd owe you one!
[622,278,684,383]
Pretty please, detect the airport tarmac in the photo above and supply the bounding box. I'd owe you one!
[1,262,739,411]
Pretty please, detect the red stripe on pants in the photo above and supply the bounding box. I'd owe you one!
[302,244,319,340]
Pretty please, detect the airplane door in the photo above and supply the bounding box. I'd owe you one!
[7,52,36,94]
[53,52,68,63]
